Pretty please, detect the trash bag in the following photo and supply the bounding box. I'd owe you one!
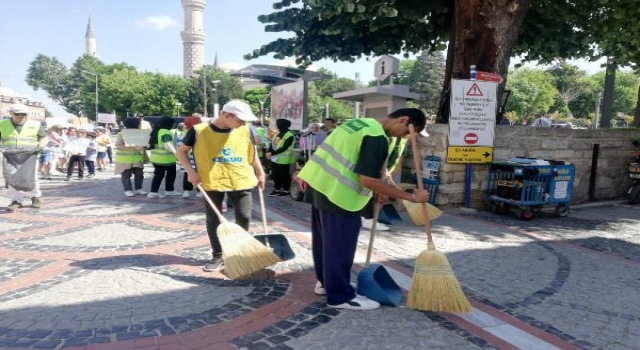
[1,148,39,192]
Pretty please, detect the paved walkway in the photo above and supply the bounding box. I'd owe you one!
[0,163,639,350]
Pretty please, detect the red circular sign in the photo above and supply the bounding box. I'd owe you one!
[464,133,478,145]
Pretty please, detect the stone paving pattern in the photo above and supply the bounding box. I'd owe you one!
[0,164,638,349]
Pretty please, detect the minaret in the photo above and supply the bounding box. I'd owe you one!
[181,0,206,77]
[85,14,97,57]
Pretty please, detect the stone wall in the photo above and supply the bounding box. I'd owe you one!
[403,124,640,208]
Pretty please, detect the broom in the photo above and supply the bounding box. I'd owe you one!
[166,143,281,279]
[402,200,442,225]
[405,124,471,313]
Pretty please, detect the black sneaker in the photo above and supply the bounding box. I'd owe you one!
[277,191,290,197]
[268,190,281,197]
[7,201,21,212]
[203,256,224,272]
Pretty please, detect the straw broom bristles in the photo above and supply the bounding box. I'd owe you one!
[405,124,471,313]
[405,242,472,312]
[217,222,281,279]
[402,200,442,225]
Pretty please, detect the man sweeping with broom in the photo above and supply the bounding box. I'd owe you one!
[175,100,267,273]
[298,108,431,310]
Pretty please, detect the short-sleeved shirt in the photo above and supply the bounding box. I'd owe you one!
[304,135,388,214]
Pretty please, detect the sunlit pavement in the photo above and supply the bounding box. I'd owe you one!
[0,164,639,350]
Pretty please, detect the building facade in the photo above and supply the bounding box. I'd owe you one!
[0,87,46,121]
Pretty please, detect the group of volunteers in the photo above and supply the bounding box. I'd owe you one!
[2,99,432,312]
[0,104,112,211]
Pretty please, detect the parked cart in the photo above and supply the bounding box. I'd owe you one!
[485,160,575,220]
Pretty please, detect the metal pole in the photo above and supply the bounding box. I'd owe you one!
[203,68,207,118]
[95,74,99,122]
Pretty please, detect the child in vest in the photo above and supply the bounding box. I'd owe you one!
[63,129,89,181]
[84,131,98,178]
[266,118,295,197]
[114,117,147,197]
[147,116,180,198]
[177,115,202,199]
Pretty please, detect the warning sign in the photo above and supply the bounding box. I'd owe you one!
[448,79,497,147]
[466,83,483,96]
[447,146,494,164]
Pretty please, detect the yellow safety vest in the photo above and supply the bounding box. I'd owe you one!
[149,129,176,164]
[388,138,407,173]
[298,118,387,211]
[193,123,257,191]
[271,130,295,164]
[0,119,40,148]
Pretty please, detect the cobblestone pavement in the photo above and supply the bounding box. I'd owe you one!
[0,164,639,350]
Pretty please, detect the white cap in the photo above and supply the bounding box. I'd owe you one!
[9,104,29,114]
[221,100,257,122]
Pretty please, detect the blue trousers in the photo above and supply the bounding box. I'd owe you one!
[311,206,361,305]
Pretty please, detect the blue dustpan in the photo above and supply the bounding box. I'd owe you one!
[357,263,403,306]
[378,203,403,225]
[357,203,403,306]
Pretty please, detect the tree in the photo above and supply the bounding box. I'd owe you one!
[504,68,558,120]
[409,51,446,115]
[184,65,244,115]
[243,87,271,117]
[247,0,640,123]
[26,54,81,116]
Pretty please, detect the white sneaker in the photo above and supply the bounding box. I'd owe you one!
[182,190,191,198]
[135,189,148,195]
[164,191,182,196]
[147,192,166,198]
[196,192,204,198]
[361,218,389,231]
[328,295,380,310]
[314,281,357,295]
[124,191,135,197]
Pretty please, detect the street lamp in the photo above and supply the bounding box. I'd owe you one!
[175,102,182,117]
[81,70,98,121]
[258,91,271,126]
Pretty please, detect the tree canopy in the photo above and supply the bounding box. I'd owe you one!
[247,0,640,124]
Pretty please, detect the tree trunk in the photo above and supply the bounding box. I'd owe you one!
[437,0,531,123]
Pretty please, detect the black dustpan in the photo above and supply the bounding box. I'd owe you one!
[256,189,295,261]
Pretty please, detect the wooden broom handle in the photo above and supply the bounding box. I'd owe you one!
[257,189,272,248]
[166,142,228,223]
[408,124,433,243]
[365,203,382,267]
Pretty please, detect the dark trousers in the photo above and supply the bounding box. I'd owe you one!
[271,162,292,191]
[106,146,113,164]
[85,160,95,175]
[311,206,361,305]
[67,155,85,178]
[203,190,253,256]
[182,173,194,191]
[150,163,176,192]
[121,167,144,191]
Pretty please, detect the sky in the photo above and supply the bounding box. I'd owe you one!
[0,0,608,118]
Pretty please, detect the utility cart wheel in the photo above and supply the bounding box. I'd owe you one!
[554,204,570,217]
[492,203,510,215]
[518,208,534,220]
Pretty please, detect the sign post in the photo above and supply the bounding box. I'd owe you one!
[448,78,498,207]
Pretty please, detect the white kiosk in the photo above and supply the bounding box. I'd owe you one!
[333,55,420,118]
